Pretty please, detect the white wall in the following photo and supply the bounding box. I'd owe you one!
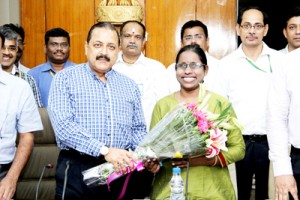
[0,0,20,25]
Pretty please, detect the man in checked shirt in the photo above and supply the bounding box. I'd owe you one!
[48,22,159,200]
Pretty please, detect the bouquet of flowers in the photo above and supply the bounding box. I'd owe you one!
[82,91,243,187]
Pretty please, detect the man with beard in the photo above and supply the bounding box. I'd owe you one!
[0,26,43,107]
[47,21,159,200]
[29,28,75,107]
[113,20,169,130]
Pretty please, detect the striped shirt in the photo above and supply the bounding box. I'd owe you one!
[11,65,43,107]
[48,63,147,157]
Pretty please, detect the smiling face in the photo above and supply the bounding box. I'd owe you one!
[45,37,70,65]
[85,27,120,79]
[176,50,208,92]
[1,39,17,71]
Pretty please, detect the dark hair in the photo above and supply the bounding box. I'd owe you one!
[3,23,25,41]
[237,6,269,25]
[120,20,146,39]
[181,20,208,40]
[175,44,207,67]
[0,28,4,47]
[86,22,120,45]
[0,26,18,42]
[45,28,70,45]
[284,6,300,28]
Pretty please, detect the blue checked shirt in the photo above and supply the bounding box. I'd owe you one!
[48,63,147,157]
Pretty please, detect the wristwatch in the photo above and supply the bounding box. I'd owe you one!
[100,145,109,156]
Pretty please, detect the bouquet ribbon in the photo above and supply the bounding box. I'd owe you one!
[107,160,145,200]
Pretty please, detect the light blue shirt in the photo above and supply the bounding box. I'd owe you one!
[48,63,147,157]
[0,68,43,164]
[28,60,75,107]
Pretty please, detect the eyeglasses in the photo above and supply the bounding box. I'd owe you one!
[176,62,205,70]
[48,42,69,49]
[240,23,265,31]
[1,45,17,52]
[183,34,204,41]
[17,39,25,46]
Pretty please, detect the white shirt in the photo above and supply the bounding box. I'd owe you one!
[267,48,300,176]
[279,45,288,54]
[113,53,169,130]
[213,42,283,136]
[0,68,43,164]
[18,62,30,73]
[166,52,219,93]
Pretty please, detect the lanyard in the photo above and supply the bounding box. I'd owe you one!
[245,55,272,73]
[49,70,55,78]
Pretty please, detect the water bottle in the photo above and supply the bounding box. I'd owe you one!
[169,167,185,200]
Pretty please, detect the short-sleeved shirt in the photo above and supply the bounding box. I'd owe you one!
[0,68,43,164]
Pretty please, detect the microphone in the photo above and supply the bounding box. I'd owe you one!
[35,163,54,200]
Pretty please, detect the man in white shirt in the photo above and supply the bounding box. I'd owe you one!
[166,20,219,93]
[0,29,43,200]
[267,47,300,200]
[113,20,169,130]
[279,6,300,54]
[213,6,283,200]
[3,23,30,72]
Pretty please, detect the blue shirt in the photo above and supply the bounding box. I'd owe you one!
[28,60,75,107]
[47,63,147,157]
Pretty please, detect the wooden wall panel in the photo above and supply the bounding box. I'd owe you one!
[197,0,237,59]
[20,0,45,68]
[45,0,95,64]
[145,0,196,67]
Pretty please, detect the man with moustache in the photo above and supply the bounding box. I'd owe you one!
[213,6,283,200]
[0,28,43,200]
[0,26,43,107]
[29,28,75,107]
[3,23,30,73]
[113,20,169,130]
[48,22,159,200]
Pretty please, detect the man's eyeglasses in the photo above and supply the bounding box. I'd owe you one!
[1,46,17,52]
[17,39,25,46]
[48,42,69,49]
[183,34,204,41]
[240,23,265,31]
[176,62,206,70]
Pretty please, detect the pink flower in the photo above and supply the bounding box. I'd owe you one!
[187,104,197,111]
[205,128,228,158]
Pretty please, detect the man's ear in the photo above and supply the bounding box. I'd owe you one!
[84,41,88,56]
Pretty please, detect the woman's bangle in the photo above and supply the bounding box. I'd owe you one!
[212,156,218,166]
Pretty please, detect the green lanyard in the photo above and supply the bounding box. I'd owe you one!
[245,55,272,73]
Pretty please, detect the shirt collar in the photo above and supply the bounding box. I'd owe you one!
[0,67,10,85]
[237,42,271,59]
[117,51,146,65]
[84,62,114,80]
[41,60,73,72]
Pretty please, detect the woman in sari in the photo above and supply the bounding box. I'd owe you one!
[149,44,245,199]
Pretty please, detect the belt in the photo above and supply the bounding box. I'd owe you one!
[291,146,300,155]
[61,149,106,163]
[243,134,267,142]
[0,163,12,173]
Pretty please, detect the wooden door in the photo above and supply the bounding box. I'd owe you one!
[145,0,237,67]
[20,0,95,68]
